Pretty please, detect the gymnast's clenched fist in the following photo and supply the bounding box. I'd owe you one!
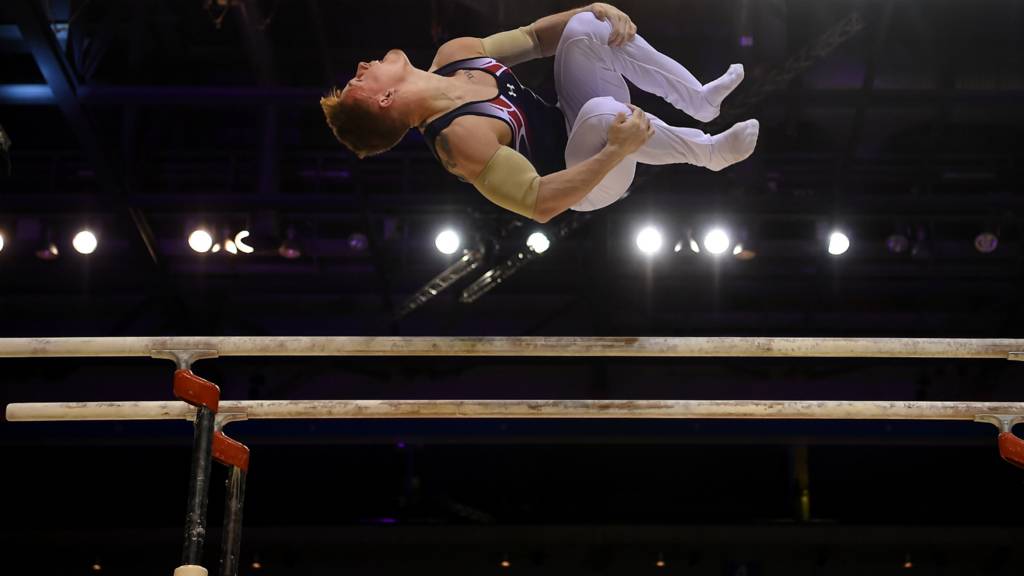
[606,104,656,156]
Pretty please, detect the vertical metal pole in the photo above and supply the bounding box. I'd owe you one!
[219,467,247,576]
[182,406,216,566]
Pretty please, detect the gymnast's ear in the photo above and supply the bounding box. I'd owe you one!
[378,88,395,109]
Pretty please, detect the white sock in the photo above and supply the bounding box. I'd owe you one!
[701,64,745,115]
[707,119,759,171]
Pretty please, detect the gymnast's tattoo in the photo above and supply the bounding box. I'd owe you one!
[436,132,458,172]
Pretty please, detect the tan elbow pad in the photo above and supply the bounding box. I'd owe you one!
[471,146,541,219]
[480,25,542,66]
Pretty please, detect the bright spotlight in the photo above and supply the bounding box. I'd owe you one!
[224,238,238,255]
[635,226,663,255]
[189,229,213,253]
[688,237,700,253]
[526,232,550,254]
[235,230,254,254]
[0,232,5,253]
[435,229,460,255]
[703,228,730,255]
[828,231,850,255]
[72,230,97,255]
[732,243,743,256]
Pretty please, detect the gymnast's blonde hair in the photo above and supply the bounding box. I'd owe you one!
[320,86,409,159]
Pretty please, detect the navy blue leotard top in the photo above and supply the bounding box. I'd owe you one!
[422,57,568,177]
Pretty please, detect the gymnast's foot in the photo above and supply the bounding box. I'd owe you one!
[693,64,744,122]
[706,119,759,171]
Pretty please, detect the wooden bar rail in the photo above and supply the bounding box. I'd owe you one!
[0,336,1023,359]
[7,400,1024,422]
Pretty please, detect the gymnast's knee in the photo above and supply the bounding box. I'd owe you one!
[561,11,610,44]
[572,96,631,131]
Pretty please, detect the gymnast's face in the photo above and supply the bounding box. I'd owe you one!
[343,49,412,108]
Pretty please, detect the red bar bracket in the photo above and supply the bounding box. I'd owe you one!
[998,432,1024,470]
[173,369,220,413]
[213,431,250,472]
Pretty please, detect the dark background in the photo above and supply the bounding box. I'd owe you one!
[2,0,1023,574]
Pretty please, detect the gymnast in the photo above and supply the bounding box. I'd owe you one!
[321,3,758,223]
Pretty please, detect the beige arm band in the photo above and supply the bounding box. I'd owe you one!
[480,25,543,66]
[471,146,541,219]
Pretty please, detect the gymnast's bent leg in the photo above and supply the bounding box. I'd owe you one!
[564,96,758,212]
[563,102,638,212]
[555,10,744,124]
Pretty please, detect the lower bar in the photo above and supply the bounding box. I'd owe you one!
[6,399,1024,422]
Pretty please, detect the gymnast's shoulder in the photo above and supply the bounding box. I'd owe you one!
[433,117,503,181]
[429,37,485,73]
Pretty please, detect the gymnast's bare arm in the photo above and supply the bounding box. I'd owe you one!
[428,3,637,72]
[436,106,653,223]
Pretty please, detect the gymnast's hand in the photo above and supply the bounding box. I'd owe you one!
[606,104,655,157]
[589,3,637,47]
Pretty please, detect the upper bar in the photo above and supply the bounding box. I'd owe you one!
[0,337,1023,359]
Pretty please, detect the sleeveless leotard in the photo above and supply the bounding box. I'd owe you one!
[423,57,568,177]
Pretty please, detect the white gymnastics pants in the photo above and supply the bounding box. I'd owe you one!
[555,11,728,212]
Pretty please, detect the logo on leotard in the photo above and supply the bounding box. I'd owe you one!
[506,83,517,97]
